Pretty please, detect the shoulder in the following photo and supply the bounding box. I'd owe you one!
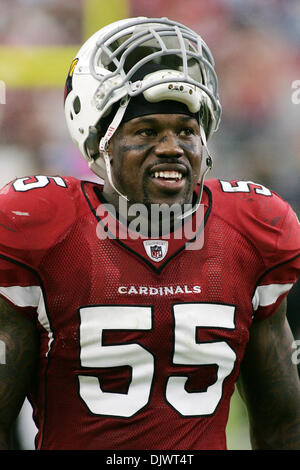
[0,174,82,222]
[205,178,300,265]
[0,175,85,253]
[205,178,292,225]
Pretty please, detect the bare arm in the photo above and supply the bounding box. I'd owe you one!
[237,299,300,449]
[0,297,39,449]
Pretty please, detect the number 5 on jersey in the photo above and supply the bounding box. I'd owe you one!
[78,303,236,418]
[13,176,67,192]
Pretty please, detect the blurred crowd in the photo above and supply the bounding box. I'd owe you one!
[132,0,300,210]
[0,0,299,209]
[0,0,299,450]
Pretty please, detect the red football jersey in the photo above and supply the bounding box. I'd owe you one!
[0,175,299,450]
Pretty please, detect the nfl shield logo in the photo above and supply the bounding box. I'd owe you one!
[151,245,162,260]
[143,240,168,262]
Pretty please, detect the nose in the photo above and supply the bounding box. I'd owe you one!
[154,133,184,159]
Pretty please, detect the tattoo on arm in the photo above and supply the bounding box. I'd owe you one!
[0,298,39,449]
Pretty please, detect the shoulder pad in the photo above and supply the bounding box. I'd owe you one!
[0,175,82,255]
[206,179,300,267]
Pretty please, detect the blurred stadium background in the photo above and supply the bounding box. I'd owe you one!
[1,0,299,450]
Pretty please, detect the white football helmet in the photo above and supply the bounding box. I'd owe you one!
[64,16,222,185]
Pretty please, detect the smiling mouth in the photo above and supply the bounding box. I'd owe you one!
[151,170,184,181]
[147,168,187,196]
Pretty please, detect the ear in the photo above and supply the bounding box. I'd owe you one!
[86,126,100,159]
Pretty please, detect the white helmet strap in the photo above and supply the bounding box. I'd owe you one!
[97,97,131,201]
[99,96,130,153]
[178,125,212,220]
[103,151,129,201]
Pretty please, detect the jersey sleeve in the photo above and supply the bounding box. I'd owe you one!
[0,175,78,322]
[0,256,41,322]
[215,179,300,322]
[250,195,300,321]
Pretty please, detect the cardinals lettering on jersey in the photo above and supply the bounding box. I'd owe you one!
[0,176,299,450]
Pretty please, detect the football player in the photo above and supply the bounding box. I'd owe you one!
[0,17,299,450]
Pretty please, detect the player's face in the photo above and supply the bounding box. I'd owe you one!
[107,114,202,207]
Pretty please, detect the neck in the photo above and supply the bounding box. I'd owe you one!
[101,186,195,237]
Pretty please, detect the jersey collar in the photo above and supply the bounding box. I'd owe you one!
[82,181,212,274]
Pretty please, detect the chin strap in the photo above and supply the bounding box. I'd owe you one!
[98,97,131,201]
[178,125,212,220]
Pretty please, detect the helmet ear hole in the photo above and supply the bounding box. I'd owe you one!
[70,111,74,121]
[73,96,81,114]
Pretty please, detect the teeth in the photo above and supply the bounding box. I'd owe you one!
[153,171,183,180]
